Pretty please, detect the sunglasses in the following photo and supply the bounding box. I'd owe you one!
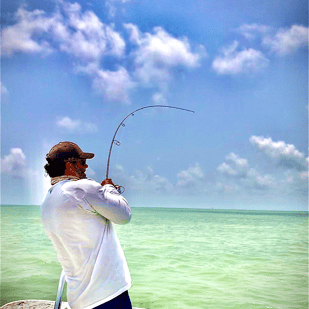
[66,158,87,166]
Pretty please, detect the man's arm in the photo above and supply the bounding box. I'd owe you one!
[83,179,132,224]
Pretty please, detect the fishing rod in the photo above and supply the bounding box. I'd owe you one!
[54,270,65,309]
[106,105,195,192]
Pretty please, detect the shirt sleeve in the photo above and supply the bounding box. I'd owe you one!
[64,180,132,225]
[88,184,132,225]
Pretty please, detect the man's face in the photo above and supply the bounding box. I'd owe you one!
[73,159,88,179]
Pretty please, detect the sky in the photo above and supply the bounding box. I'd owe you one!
[1,0,308,211]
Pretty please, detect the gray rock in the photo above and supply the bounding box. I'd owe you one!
[0,300,145,309]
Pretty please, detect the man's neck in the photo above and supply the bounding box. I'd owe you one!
[51,175,80,185]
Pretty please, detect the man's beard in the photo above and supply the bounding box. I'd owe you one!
[78,170,87,179]
[75,165,87,179]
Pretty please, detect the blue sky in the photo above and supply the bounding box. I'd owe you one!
[1,0,308,210]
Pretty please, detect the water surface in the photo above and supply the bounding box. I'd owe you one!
[1,206,308,308]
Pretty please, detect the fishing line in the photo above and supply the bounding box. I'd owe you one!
[106,105,195,192]
[114,122,125,170]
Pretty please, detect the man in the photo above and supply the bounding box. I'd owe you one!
[41,141,132,309]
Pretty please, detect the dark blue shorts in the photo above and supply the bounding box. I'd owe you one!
[93,291,132,309]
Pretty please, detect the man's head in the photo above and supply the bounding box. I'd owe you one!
[44,142,94,178]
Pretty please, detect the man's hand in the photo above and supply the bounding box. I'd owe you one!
[101,178,114,186]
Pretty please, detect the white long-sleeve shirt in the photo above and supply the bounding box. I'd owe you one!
[41,179,131,309]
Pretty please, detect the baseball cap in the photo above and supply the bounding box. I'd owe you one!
[46,141,95,161]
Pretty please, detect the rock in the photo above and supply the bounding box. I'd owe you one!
[0,300,144,309]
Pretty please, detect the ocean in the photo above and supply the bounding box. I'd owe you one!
[1,206,308,309]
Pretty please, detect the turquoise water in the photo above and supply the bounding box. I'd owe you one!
[1,206,308,309]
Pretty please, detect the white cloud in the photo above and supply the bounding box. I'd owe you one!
[176,163,204,188]
[1,82,9,103]
[56,116,98,133]
[1,2,125,61]
[125,24,205,86]
[217,152,276,190]
[92,67,134,104]
[1,7,55,56]
[54,2,125,62]
[216,182,238,194]
[210,136,307,197]
[245,168,276,190]
[125,23,140,44]
[0,82,9,95]
[112,164,173,193]
[235,23,308,56]
[105,0,131,20]
[57,116,80,130]
[236,23,271,40]
[263,25,308,55]
[250,136,307,171]
[76,21,204,104]
[2,3,204,104]
[1,148,27,178]
[217,162,237,176]
[217,152,250,178]
[226,152,250,176]
[278,170,308,197]
[152,92,167,105]
[212,41,269,75]
[74,62,135,104]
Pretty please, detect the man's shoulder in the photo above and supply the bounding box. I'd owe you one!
[61,178,101,191]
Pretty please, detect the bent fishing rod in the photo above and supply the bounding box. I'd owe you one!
[105,105,195,190]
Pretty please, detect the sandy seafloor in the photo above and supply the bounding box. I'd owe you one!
[1,205,308,309]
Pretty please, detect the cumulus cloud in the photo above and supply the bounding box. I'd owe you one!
[2,2,204,104]
[250,136,307,171]
[125,23,205,86]
[112,164,173,193]
[54,1,125,62]
[2,3,204,104]
[235,23,308,56]
[217,152,276,190]
[219,152,250,177]
[92,67,134,104]
[236,23,271,40]
[1,148,27,178]
[263,25,308,55]
[212,41,269,75]
[245,168,276,190]
[1,2,128,104]
[75,62,135,105]
[217,152,250,178]
[217,162,237,176]
[280,170,308,197]
[56,116,98,133]
[1,2,125,61]
[176,163,204,188]
[215,137,307,197]
[1,7,56,56]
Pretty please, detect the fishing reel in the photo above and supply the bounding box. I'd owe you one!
[101,179,125,194]
[114,184,125,194]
